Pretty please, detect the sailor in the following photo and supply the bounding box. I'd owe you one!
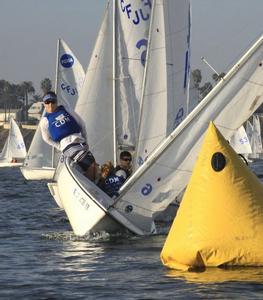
[97,161,126,198]
[39,91,97,181]
[114,151,132,180]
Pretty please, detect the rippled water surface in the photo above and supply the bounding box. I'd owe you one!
[1,164,263,299]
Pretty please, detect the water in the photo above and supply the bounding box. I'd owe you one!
[1,164,263,299]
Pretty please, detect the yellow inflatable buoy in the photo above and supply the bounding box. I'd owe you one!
[161,121,263,270]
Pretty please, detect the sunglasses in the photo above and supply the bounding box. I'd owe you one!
[122,157,131,162]
[44,100,56,105]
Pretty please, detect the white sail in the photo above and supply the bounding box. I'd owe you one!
[22,124,54,168]
[0,118,26,166]
[56,39,85,109]
[112,34,263,233]
[73,4,114,165]
[114,0,152,153]
[229,125,252,154]
[135,0,191,168]
[21,39,85,180]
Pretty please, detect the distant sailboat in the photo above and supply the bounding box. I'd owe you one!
[0,118,27,167]
[20,39,85,180]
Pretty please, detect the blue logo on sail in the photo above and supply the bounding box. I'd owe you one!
[60,54,74,68]
[141,183,152,196]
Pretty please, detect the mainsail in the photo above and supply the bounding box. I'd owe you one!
[56,39,85,108]
[114,0,152,159]
[134,0,191,169]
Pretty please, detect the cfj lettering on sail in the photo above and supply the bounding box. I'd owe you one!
[120,0,152,25]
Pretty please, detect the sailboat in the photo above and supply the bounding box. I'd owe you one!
[53,0,191,235]
[20,39,85,180]
[53,1,263,236]
[0,118,27,167]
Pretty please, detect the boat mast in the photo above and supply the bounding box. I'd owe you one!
[52,38,60,168]
[112,0,117,166]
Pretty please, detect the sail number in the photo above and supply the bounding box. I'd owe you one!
[120,0,152,25]
[173,107,184,129]
[61,82,78,96]
[239,137,249,144]
[73,188,90,210]
[17,142,25,149]
[136,39,147,67]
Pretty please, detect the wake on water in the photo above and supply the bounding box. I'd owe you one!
[42,230,135,242]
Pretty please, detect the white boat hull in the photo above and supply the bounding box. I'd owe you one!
[20,167,55,180]
[55,159,147,236]
[56,160,122,236]
[0,162,23,168]
[47,182,63,209]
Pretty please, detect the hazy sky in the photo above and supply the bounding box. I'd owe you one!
[0,0,262,94]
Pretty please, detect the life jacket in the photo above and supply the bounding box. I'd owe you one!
[114,165,131,179]
[45,105,81,142]
[102,174,126,197]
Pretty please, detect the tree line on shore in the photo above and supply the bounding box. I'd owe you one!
[1,69,262,116]
[0,78,52,110]
[0,78,53,122]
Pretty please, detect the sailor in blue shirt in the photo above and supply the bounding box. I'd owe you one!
[40,91,97,181]
[97,161,126,198]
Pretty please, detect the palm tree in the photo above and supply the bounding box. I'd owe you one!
[21,81,35,122]
[0,80,11,121]
[40,78,52,95]
[32,94,42,102]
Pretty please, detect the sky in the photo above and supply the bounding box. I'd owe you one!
[0,0,262,95]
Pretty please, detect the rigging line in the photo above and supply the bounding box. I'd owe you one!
[201,56,220,76]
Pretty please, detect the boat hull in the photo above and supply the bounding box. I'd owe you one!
[56,160,122,236]
[20,167,55,180]
[47,182,63,209]
[0,162,23,167]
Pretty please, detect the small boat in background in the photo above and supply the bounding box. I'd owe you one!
[0,118,27,167]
